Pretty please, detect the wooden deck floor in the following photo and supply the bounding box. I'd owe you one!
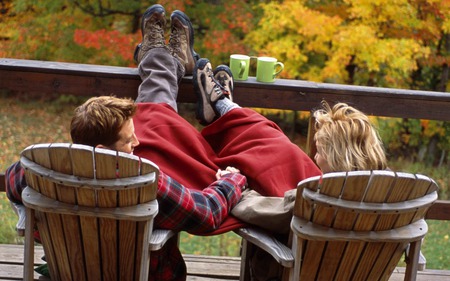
[1,244,449,281]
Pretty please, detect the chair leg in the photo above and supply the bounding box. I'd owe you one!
[404,240,421,281]
[239,239,254,281]
[405,240,427,271]
[290,236,304,281]
[23,207,35,281]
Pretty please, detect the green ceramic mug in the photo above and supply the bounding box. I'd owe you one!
[256,57,284,83]
[230,54,250,81]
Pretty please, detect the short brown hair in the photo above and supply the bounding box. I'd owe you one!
[70,96,137,147]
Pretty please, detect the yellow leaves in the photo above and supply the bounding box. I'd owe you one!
[247,0,448,85]
[322,24,379,81]
[421,120,446,138]
[322,55,352,83]
[345,0,420,27]
[247,1,343,80]
[437,0,450,33]
[253,2,338,44]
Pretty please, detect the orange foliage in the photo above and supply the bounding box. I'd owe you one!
[203,29,247,56]
[218,2,253,33]
[74,29,139,66]
[158,0,193,13]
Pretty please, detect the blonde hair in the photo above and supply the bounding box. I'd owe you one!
[313,101,387,172]
[70,96,137,147]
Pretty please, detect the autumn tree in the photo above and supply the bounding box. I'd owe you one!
[1,0,448,164]
[247,0,449,91]
[2,0,447,88]
[0,0,258,66]
[246,0,449,165]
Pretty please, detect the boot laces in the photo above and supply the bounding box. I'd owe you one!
[169,26,182,53]
[208,69,228,97]
[140,20,165,54]
[149,20,165,41]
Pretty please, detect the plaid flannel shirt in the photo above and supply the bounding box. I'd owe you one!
[5,161,246,280]
[5,161,25,204]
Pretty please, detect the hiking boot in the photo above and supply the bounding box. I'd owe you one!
[134,4,167,64]
[168,10,199,75]
[213,65,234,102]
[193,58,230,125]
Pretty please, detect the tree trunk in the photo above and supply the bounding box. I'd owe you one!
[437,33,450,92]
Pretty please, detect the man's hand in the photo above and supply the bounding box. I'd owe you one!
[216,166,240,180]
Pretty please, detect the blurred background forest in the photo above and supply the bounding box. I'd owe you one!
[0,0,449,269]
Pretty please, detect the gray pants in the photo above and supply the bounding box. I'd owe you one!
[135,47,292,237]
[136,47,184,112]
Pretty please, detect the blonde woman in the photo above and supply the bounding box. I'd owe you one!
[232,101,389,280]
[313,101,387,173]
[232,101,389,233]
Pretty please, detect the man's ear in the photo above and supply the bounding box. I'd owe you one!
[96,144,107,149]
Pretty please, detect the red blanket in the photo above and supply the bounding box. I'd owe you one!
[134,103,321,234]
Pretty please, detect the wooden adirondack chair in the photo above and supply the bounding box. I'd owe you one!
[236,170,439,281]
[20,143,162,281]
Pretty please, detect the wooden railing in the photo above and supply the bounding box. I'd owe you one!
[1,58,449,221]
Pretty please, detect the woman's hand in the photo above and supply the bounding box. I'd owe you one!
[216,166,240,180]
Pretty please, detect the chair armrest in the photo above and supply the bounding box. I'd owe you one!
[235,227,294,268]
[291,216,428,242]
[150,229,176,251]
[11,197,174,251]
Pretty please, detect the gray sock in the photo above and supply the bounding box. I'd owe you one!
[215,98,240,117]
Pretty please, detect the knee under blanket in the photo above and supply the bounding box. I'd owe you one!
[134,103,321,234]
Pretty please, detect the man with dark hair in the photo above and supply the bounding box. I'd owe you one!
[5,5,246,281]
[6,4,320,280]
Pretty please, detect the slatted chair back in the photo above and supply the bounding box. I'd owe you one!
[20,143,159,281]
[291,170,439,281]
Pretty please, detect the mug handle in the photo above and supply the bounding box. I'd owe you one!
[239,61,247,78]
[273,62,284,78]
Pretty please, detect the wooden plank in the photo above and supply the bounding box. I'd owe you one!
[0,264,48,281]
[0,243,46,281]
[309,174,350,280]
[50,145,87,281]
[94,150,119,281]
[1,244,450,281]
[22,144,65,280]
[117,153,140,281]
[0,244,45,264]
[425,200,450,220]
[71,145,101,281]
[183,254,241,278]
[1,58,450,121]
[390,267,450,281]
[329,172,373,280]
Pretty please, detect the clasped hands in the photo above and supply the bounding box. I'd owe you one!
[215,166,240,180]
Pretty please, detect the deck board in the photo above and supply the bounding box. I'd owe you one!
[1,244,449,280]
